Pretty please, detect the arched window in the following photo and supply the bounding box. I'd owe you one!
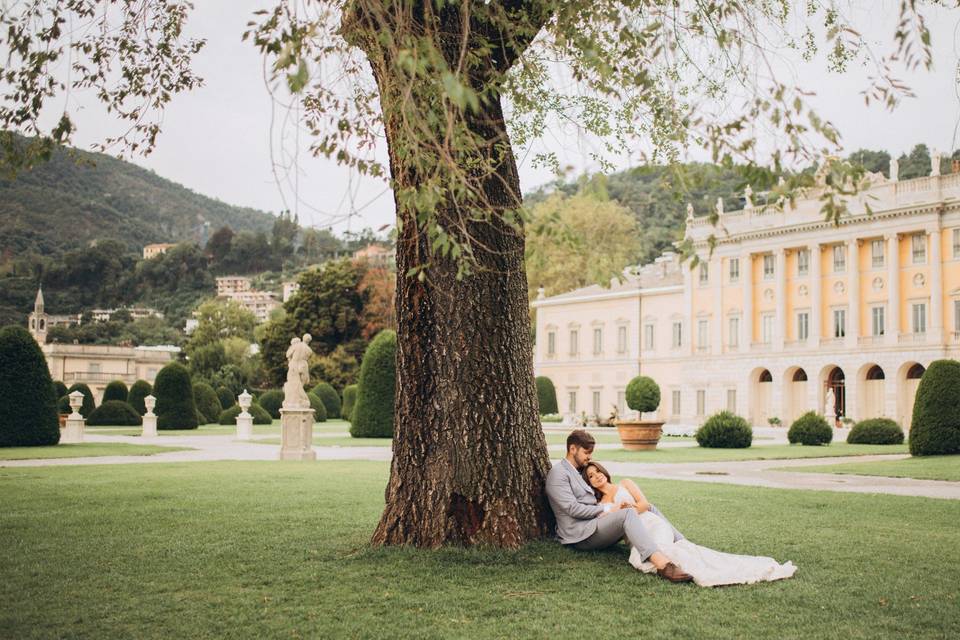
[866,365,885,380]
[828,367,845,383]
[906,363,925,379]
[792,369,808,382]
[759,370,773,383]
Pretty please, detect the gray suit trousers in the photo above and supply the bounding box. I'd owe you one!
[572,506,682,560]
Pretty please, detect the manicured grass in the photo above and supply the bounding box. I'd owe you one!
[595,442,910,464]
[0,461,958,639]
[780,455,960,482]
[0,443,192,460]
[253,436,391,447]
[542,433,693,445]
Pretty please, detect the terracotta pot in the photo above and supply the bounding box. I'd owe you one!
[58,414,67,429]
[615,420,664,451]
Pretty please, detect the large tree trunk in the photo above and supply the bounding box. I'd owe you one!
[344,2,554,548]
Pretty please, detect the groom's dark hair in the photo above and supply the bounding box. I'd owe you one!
[566,429,596,452]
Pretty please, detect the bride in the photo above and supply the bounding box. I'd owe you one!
[582,462,797,587]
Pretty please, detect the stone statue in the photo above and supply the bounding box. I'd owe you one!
[889,157,899,182]
[282,334,313,409]
[686,202,694,221]
[824,387,836,419]
[930,149,941,177]
[715,197,724,217]
[743,184,753,208]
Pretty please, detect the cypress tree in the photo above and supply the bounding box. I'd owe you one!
[0,325,60,446]
[909,359,960,456]
[154,362,199,430]
[350,330,397,438]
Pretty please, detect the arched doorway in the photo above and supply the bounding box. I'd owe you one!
[824,366,845,424]
[898,362,926,428]
[784,367,808,425]
[859,364,885,419]
[751,368,773,426]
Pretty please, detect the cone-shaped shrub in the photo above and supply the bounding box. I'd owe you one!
[342,385,358,424]
[848,418,904,445]
[350,330,396,438]
[258,389,284,419]
[696,411,753,448]
[218,403,272,425]
[909,359,960,456]
[88,400,142,426]
[311,381,341,418]
[66,383,96,418]
[102,380,128,403]
[788,411,833,446]
[0,325,60,446]
[307,391,328,422]
[193,382,222,425]
[154,362,198,430]
[127,380,152,415]
[216,386,235,411]
[536,376,559,415]
[53,380,68,400]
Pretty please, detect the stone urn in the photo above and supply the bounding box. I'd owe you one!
[616,375,664,451]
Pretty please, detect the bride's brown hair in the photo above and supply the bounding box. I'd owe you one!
[581,462,612,500]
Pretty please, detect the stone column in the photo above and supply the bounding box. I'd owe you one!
[741,251,752,351]
[235,389,253,441]
[774,247,786,350]
[712,255,723,355]
[62,390,85,444]
[809,243,822,346]
[886,233,900,345]
[929,228,943,342]
[846,238,860,348]
[141,394,157,437]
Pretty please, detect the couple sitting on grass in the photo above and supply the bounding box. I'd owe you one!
[546,429,797,587]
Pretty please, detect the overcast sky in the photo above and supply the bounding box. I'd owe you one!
[55,1,960,235]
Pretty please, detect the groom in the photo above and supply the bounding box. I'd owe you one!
[545,429,693,583]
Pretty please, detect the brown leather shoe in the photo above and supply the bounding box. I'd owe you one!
[657,562,693,583]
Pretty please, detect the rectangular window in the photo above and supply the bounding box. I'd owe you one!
[726,389,737,413]
[644,324,654,350]
[671,390,681,416]
[797,311,809,341]
[797,249,810,276]
[729,258,740,283]
[592,391,601,416]
[761,313,774,344]
[672,322,683,348]
[697,319,709,348]
[547,331,556,356]
[763,254,775,279]
[912,303,927,334]
[89,363,101,374]
[834,308,846,338]
[872,306,885,337]
[567,391,577,414]
[696,389,706,416]
[871,239,885,268]
[833,245,846,273]
[592,328,603,355]
[617,390,626,415]
[953,229,960,258]
[617,326,627,354]
[728,316,739,348]
[912,234,927,264]
[955,300,960,331]
[699,262,709,285]
[569,330,579,355]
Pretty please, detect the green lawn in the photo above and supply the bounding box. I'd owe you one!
[779,455,960,482]
[0,461,957,638]
[596,442,910,464]
[542,432,693,446]
[0,443,192,460]
[254,436,391,447]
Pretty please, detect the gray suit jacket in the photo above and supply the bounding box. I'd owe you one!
[545,459,604,544]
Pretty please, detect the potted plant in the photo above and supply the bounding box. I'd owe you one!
[615,376,663,450]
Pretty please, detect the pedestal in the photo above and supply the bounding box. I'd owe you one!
[141,414,157,438]
[279,407,315,461]
[236,413,253,441]
[62,415,85,444]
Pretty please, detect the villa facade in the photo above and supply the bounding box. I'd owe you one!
[532,167,960,429]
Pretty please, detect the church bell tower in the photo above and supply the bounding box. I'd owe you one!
[28,288,47,344]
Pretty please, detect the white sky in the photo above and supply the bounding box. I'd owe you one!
[52,1,960,234]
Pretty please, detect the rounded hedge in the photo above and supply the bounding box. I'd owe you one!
[788,411,833,446]
[536,376,559,415]
[53,380,68,400]
[87,400,142,426]
[0,325,60,446]
[218,403,272,425]
[154,362,199,430]
[216,386,235,411]
[307,391,328,422]
[847,418,904,445]
[258,389,284,419]
[350,330,396,438]
[909,359,960,456]
[66,383,96,419]
[127,380,152,415]
[193,382,222,425]
[311,381,341,419]
[102,380,129,403]
[695,411,753,449]
[625,376,660,413]
[342,384,358,423]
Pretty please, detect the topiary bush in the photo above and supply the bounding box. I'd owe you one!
[788,411,833,446]
[625,376,660,414]
[311,381,341,418]
[154,362,199,430]
[847,418,904,445]
[342,384,358,423]
[536,376,559,415]
[193,382,222,425]
[53,380,68,400]
[102,380,129,403]
[66,383,96,419]
[695,411,753,448]
[307,392,328,423]
[216,386,235,411]
[909,359,960,456]
[0,325,60,446]
[218,403,272,425]
[350,330,397,438]
[87,400,142,426]
[258,389,284,419]
[127,380,152,415]
[57,395,71,415]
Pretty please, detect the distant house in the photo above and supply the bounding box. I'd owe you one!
[216,276,252,297]
[282,281,300,302]
[215,276,278,323]
[352,244,395,267]
[143,243,177,260]
[89,307,163,323]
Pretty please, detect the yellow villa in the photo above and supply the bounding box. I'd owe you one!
[532,163,960,430]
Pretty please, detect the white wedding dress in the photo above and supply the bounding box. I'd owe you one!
[613,486,798,587]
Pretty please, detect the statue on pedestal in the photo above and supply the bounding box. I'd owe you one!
[743,184,753,208]
[282,334,313,409]
[889,157,899,182]
[824,387,836,419]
